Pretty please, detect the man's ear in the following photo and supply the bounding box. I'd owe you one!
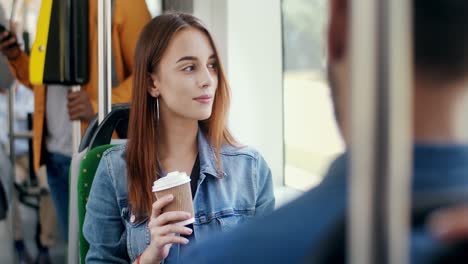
[328,0,348,62]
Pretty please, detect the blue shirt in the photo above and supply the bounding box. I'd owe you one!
[83,129,275,263]
[181,144,468,263]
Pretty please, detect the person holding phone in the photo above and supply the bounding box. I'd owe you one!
[0,0,151,245]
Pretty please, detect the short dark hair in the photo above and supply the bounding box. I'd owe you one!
[414,0,468,81]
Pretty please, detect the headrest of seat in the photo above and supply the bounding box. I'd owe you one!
[79,103,130,152]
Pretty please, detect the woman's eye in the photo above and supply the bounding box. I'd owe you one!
[183,65,195,72]
[208,62,218,70]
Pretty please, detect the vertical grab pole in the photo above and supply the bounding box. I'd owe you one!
[98,0,112,123]
[8,84,16,263]
[349,0,413,263]
[68,1,112,262]
[8,0,19,261]
[349,0,378,263]
[385,0,412,263]
[71,85,82,152]
[68,0,112,262]
[68,85,81,264]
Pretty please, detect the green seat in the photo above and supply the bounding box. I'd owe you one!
[77,144,115,264]
[73,103,130,264]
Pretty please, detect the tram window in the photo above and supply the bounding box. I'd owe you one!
[282,0,344,191]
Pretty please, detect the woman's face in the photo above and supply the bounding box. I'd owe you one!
[150,28,219,122]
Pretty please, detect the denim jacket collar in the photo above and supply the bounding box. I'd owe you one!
[197,129,225,179]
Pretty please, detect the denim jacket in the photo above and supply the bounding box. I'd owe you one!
[83,130,275,263]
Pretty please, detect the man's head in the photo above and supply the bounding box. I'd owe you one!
[327,0,468,143]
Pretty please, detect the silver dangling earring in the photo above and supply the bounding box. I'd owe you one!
[156,96,160,122]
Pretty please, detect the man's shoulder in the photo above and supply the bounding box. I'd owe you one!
[182,182,347,264]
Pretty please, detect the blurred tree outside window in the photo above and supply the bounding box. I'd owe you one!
[282,0,344,191]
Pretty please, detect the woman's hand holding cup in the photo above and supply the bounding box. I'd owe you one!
[139,194,193,264]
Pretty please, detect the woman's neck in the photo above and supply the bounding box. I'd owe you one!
[157,116,198,173]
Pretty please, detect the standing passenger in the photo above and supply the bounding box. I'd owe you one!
[0,0,151,241]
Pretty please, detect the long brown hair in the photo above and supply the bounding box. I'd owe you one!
[126,13,237,218]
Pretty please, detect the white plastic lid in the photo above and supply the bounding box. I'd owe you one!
[152,171,191,192]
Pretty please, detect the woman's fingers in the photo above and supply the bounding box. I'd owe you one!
[154,211,192,227]
[151,194,174,219]
[153,224,193,237]
[155,235,189,248]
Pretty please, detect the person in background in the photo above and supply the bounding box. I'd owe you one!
[0,82,56,264]
[0,0,151,241]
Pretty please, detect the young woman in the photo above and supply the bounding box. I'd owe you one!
[83,13,275,264]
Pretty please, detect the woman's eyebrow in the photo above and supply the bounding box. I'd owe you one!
[176,54,217,63]
[176,55,198,63]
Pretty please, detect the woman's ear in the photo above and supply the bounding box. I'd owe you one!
[148,73,160,97]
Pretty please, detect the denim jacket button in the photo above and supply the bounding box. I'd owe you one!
[130,214,136,223]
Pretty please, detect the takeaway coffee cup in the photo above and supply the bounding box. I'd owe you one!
[152,171,195,226]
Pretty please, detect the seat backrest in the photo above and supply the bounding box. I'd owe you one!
[78,103,129,152]
[77,144,115,264]
[76,103,130,263]
[87,103,130,150]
